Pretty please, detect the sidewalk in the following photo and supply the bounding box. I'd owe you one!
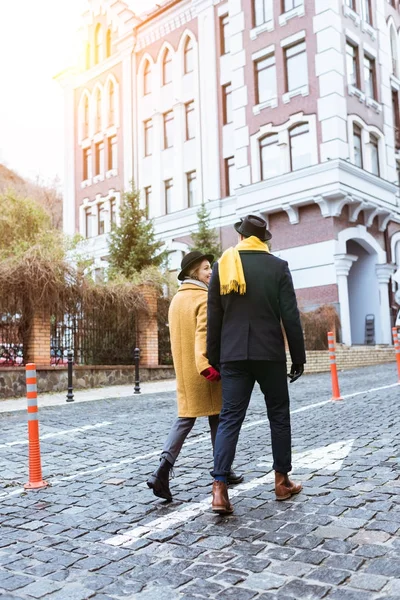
[0,378,177,413]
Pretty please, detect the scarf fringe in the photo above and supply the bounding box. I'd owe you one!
[221,281,246,296]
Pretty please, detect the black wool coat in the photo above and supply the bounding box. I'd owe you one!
[207,251,306,366]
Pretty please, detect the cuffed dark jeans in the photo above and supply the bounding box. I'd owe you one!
[212,361,292,477]
[161,414,220,465]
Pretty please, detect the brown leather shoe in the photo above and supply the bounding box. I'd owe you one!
[212,481,234,514]
[275,471,302,501]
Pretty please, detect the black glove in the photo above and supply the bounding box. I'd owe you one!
[287,363,304,383]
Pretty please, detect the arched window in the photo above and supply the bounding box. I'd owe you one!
[85,43,91,70]
[94,24,103,65]
[289,123,311,171]
[184,37,194,74]
[95,89,102,132]
[106,29,112,58]
[260,134,280,180]
[143,60,151,95]
[108,81,115,125]
[390,25,398,77]
[162,49,172,85]
[83,95,89,138]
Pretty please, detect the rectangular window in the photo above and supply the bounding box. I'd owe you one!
[283,0,304,12]
[345,0,356,9]
[107,135,117,171]
[187,171,197,207]
[285,41,308,92]
[346,42,360,88]
[225,156,235,197]
[165,179,173,214]
[364,55,376,99]
[370,135,380,176]
[222,83,233,125]
[94,141,104,176]
[220,15,229,55]
[254,0,273,26]
[362,0,372,24]
[144,186,152,217]
[85,206,94,238]
[185,101,195,140]
[393,90,400,151]
[255,54,277,104]
[110,197,117,228]
[83,147,92,181]
[353,124,363,168]
[260,134,280,180]
[98,203,105,235]
[163,111,174,149]
[144,119,153,156]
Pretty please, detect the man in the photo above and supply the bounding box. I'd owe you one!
[207,214,306,514]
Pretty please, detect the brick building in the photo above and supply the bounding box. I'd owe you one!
[57,0,400,346]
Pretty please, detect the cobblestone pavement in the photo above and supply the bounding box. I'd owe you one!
[1,362,400,599]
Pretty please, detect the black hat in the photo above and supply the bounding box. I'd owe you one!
[178,251,214,281]
[234,214,272,241]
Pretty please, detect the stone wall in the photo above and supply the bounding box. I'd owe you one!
[0,346,396,400]
[0,365,175,399]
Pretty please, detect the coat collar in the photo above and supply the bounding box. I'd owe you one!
[178,281,208,293]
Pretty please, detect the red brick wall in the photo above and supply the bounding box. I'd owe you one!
[270,205,335,251]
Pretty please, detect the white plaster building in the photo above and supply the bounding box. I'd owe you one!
[58,0,400,346]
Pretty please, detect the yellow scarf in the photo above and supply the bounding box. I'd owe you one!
[218,236,270,295]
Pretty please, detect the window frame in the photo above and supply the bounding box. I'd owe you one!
[144,119,153,157]
[98,203,105,235]
[353,123,363,168]
[94,141,104,176]
[83,147,92,181]
[110,197,117,228]
[363,54,377,100]
[107,135,117,171]
[222,83,233,125]
[186,171,197,207]
[184,37,194,74]
[255,53,276,104]
[289,123,310,172]
[94,24,102,65]
[185,101,195,141]
[346,41,360,89]
[225,156,235,197]
[144,186,152,217]
[260,133,279,180]
[369,134,380,176]
[362,0,372,25]
[282,0,304,13]
[143,61,151,95]
[164,179,173,214]
[106,29,112,58]
[284,41,307,93]
[163,111,174,149]
[253,0,273,27]
[162,49,172,85]
[85,206,94,238]
[220,15,230,55]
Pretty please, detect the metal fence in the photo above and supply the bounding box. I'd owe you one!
[0,305,24,367]
[50,301,138,366]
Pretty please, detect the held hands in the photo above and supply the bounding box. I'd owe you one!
[201,367,221,382]
[287,363,304,383]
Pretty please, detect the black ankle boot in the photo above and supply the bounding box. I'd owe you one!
[147,457,173,501]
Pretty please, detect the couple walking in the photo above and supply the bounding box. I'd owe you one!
[147,214,306,513]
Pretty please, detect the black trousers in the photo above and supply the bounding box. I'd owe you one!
[212,361,292,477]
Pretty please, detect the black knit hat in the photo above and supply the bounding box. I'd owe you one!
[234,214,272,241]
[177,251,214,281]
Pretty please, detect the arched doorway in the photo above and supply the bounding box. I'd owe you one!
[347,240,380,344]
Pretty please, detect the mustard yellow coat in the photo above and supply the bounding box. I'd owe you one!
[168,282,222,417]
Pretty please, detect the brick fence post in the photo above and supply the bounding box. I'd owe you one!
[137,285,159,367]
[25,307,51,367]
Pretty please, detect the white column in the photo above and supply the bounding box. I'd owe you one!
[334,254,358,346]
[376,264,396,345]
[314,0,348,162]
[62,83,76,235]
[193,0,220,201]
[121,48,134,191]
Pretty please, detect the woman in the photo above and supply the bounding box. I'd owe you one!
[147,251,243,501]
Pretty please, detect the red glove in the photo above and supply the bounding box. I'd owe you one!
[201,367,221,382]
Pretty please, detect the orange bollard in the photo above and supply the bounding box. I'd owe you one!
[392,327,400,383]
[328,332,342,401]
[24,363,48,490]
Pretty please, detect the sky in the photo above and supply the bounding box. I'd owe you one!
[0,1,83,184]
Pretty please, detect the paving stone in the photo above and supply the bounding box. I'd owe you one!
[230,555,271,572]
[263,547,296,561]
[365,558,400,577]
[324,554,364,571]
[349,573,388,592]
[354,544,387,558]
[270,560,313,577]
[73,556,111,571]
[308,567,350,585]
[314,525,355,540]
[292,550,329,565]
[321,539,356,554]
[242,572,286,591]
[197,536,233,550]
[20,579,63,598]
[0,575,36,591]
[182,578,225,597]
[326,590,374,600]
[287,535,323,550]
[216,588,258,600]
[213,568,247,585]
[351,530,391,544]
[279,579,330,599]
